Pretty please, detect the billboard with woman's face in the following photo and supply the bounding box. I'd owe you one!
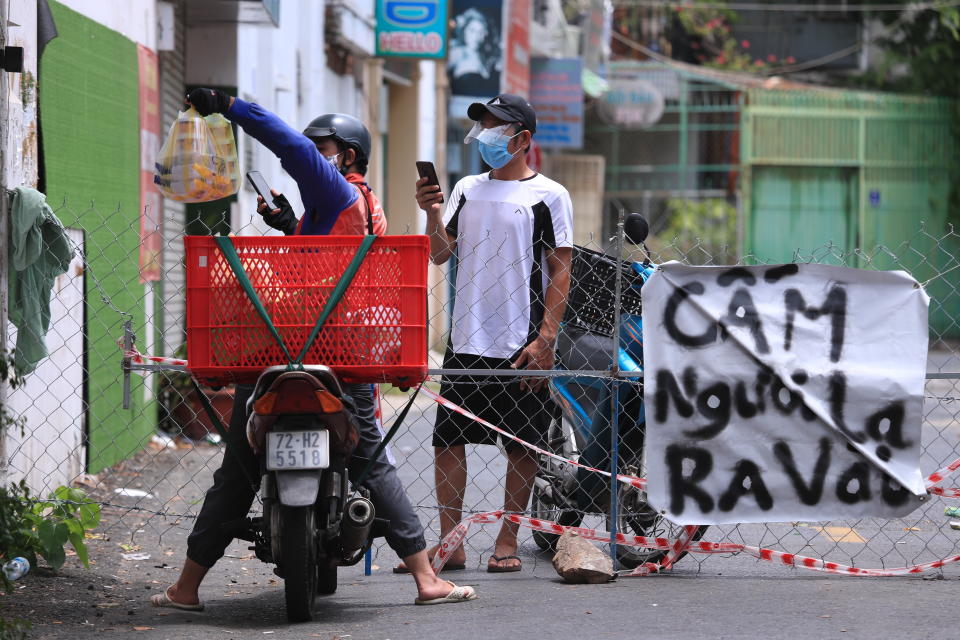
[448,0,503,117]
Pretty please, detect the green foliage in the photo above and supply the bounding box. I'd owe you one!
[662,198,738,264]
[0,482,101,592]
[671,1,776,71]
[852,4,960,225]
[0,482,40,593]
[0,618,31,640]
[865,4,960,98]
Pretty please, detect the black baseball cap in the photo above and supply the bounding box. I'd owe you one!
[467,94,537,135]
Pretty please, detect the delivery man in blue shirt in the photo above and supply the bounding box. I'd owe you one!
[152,89,477,611]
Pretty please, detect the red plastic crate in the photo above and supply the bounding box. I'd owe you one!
[185,235,429,387]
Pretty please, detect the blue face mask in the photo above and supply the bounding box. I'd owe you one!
[476,129,520,169]
[478,140,515,169]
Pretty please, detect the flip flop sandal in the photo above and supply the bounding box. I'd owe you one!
[393,562,466,574]
[487,554,522,573]
[414,584,478,605]
[150,587,205,612]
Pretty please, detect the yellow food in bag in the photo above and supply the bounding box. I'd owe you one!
[154,107,240,203]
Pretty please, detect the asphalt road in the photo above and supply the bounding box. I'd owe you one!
[4,367,960,640]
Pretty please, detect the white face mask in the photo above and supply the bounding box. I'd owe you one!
[324,152,341,168]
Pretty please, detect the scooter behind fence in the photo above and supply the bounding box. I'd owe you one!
[532,214,710,568]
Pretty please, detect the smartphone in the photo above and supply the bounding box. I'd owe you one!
[246,170,276,210]
[416,161,443,203]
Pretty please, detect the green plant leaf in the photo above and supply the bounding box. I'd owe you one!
[79,502,101,529]
[31,500,51,516]
[37,520,67,571]
[65,518,83,537]
[68,531,90,568]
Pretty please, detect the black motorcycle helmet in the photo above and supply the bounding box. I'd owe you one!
[303,113,372,174]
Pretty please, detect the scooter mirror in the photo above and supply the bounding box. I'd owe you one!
[624,213,649,245]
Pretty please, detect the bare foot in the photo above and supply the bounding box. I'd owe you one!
[164,583,200,606]
[487,542,521,571]
[416,577,458,601]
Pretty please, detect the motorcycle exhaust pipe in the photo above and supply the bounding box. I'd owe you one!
[339,497,375,557]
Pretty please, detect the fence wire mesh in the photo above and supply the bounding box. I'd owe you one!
[2,198,960,578]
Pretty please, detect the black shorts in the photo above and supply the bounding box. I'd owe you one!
[432,350,550,452]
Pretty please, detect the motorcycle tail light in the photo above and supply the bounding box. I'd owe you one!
[253,383,344,415]
[314,390,344,413]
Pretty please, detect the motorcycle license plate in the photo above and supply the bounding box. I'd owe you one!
[266,431,329,470]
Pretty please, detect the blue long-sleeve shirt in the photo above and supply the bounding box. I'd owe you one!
[225,98,358,235]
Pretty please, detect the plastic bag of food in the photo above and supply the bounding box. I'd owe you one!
[154,107,239,203]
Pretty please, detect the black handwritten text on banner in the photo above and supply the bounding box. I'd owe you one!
[643,263,929,525]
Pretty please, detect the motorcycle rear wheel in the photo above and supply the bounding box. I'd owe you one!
[281,505,319,622]
[316,558,337,595]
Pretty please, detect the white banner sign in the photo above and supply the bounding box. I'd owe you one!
[643,263,929,525]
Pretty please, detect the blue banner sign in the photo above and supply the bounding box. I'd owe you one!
[529,57,584,149]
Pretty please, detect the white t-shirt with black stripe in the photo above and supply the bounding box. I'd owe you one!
[443,172,574,359]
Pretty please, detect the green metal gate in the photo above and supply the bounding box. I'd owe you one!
[741,87,958,337]
[750,166,857,265]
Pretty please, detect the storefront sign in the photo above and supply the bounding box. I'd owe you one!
[529,57,583,149]
[137,45,162,283]
[597,77,664,129]
[503,0,531,96]
[376,0,447,59]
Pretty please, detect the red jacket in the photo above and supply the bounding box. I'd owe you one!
[296,172,387,236]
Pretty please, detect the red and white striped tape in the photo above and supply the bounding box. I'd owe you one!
[117,345,960,500]
[926,457,960,491]
[423,385,960,498]
[421,386,646,490]
[432,510,960,577]
[117,341,960,557]
[121,346,188,367]
[423,384,960,578]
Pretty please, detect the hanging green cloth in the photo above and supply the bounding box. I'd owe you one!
[8,187,74,375]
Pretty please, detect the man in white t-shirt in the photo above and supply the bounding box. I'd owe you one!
[399,94,573,573]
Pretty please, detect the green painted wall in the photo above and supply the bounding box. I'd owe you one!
[40,1,154,472]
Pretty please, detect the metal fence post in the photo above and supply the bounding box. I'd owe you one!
[0,0,10,483]
[609,207,625,569]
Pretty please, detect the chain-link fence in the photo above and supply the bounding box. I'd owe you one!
[3,197,960,578]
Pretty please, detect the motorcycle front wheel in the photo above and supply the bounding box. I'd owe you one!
[280,505,319,622]
[530,482,583,552]
[531,410,584,552]
[608,455,709,569]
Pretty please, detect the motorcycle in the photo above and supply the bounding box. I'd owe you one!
[531,213,710,568]
[223,365,386,622]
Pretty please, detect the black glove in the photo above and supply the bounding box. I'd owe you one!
[185,88,231,116]
[258,192,298,235]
